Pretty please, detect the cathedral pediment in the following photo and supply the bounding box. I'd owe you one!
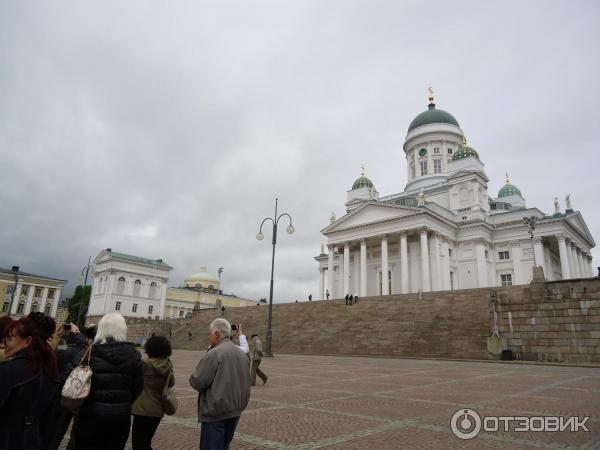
[566,213,596,246]
[322,202,422,233]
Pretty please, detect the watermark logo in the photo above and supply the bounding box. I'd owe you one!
[450,409,590,440]
[450,409,481,440]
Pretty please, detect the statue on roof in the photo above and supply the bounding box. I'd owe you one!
[417,188,426,206]
[554,197,560,214]
[565,193,572,210]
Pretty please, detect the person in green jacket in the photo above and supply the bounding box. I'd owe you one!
[131,336,174,450]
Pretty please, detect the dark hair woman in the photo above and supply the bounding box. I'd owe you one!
[131,335,174,450]
[0,312,58,449]
[0,315,14,363]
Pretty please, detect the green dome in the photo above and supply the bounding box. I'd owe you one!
[408,103,460,133]
[498,183,522,198]
[352,176,374,190]
[452,145,479,161]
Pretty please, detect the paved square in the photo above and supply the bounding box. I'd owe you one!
[62,350,600,449]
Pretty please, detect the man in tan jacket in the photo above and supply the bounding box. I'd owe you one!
[250,334,268,386]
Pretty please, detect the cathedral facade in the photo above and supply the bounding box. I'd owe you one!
[315,92,596,298]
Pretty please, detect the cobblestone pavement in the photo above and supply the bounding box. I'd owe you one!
[62,350,600,449]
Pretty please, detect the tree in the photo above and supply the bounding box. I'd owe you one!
[67,285,92,326]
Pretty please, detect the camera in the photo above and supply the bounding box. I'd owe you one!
[63,323,72,331]
[231,324,238,331]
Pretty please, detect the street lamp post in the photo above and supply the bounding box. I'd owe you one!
[523,216,538,267]
[256,198,295,357]
[76,256,93,326]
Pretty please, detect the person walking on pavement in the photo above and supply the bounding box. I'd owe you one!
[326,290,330,300]
[250,334,267,386]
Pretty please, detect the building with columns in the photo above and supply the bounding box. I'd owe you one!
[315,92,596,298]
[88,249,256,319]
[1,266,66,318]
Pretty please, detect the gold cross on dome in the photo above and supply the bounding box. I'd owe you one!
[361,164,365,176]
[428,86,434,103]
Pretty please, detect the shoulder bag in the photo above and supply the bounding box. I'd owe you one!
[61,343,93,411]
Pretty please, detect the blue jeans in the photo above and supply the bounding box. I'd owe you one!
[200,417,240,450]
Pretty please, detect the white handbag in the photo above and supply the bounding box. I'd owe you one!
[61,343,93,411]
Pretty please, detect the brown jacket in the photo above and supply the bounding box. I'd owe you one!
[131,357,174,417]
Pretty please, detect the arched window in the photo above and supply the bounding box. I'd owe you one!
[149,282,158,299]
[133,280,142,297]
[31,301,39,313]
[45,302,52,315]
[117,277,126,294]
[195,283,202,288]
[17,300,25,314]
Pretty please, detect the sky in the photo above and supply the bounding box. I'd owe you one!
[1,0,599,303]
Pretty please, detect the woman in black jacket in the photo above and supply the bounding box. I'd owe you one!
[0,312,58,450]
[67,313,143,450]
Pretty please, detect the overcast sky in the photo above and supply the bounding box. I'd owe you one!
[1,1,599,303]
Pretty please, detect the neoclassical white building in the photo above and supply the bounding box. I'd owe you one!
[315,92,596,298]
[88,249,171,319]
[88,249,256,319]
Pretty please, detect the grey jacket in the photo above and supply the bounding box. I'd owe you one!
[189,339,251,422]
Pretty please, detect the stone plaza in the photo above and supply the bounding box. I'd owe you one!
[62,350,600,450]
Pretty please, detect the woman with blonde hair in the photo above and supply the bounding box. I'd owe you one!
[64,313,143,450]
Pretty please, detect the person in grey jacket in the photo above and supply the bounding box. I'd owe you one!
[189,318,251,450]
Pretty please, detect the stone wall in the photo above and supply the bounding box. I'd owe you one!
[88,275,600,363]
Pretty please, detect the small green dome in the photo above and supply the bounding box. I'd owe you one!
[408,103,460,133]
[498,183,522,198]
[452,145,479,161]
[352,176,374,190]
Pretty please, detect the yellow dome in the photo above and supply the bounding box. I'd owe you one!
[184,266,220,289]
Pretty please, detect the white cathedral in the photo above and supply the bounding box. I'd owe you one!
[315,91,596,299]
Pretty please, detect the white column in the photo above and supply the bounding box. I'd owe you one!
[532,237,546,277]
[475,239,488,287]
[24,285,35,315]
[9,283,22,315]
[159,282,168,318]
[360,239,367,297]
[39,287,49,313]
[567,242,579,278]
[343,242,351,297]
[353,250,360,295]
[381,236,389,295]
[511,241,524,284]
[400,232,409,294]
[543,246,555,281]
[327,245,335,298]
[50,293,59,318]
[420,229,431,292]
[104,275,115,313]
[431,233,441,291]
[587,255,595,277]
[557,235,571,280]
[441,237,451,290]
[318,268,325,300]
[576,249,585,278]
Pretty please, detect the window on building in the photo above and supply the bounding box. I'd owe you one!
[115,301,121,311]
[44,302,52,315]
[501,274,513,286]
[434,147,440,154]
[133,280,141,297]
[132,303,138,313]
[117,277,126,294]
[17,300,25,314]
[2,301,9,312]
[447,148,453,154]
[31,301,39,313]
[6,285,14,294]
[485,250,489,259]
[179,310,184,318]
[21,285,29,296]
[34,287,42,297]
[433,159,442,174]
[410,164,415,178]
[448,248,453,257]
[498,250,510,260]
[149,282,158,299]
[47,289,55,299]
[148,305,153,315]
[420,161,428,176]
